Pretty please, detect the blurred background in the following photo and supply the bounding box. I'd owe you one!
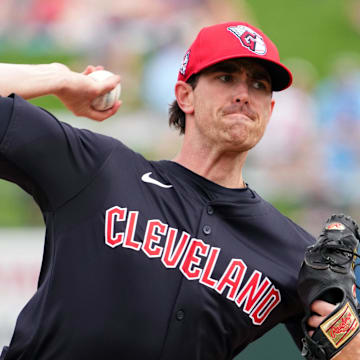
[0,0,359,358]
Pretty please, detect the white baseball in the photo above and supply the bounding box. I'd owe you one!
[88,70,121,111]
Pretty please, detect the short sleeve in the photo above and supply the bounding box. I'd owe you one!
[0,95,14,143]
[0,94,117,211]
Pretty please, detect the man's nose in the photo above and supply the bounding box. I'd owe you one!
[233,82,249,104]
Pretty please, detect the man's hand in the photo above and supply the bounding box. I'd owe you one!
[54,64,122,121]
[308,300,360,359]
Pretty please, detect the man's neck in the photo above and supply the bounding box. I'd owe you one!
[172,147,248,189]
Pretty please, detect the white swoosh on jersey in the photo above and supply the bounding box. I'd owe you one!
[141,172,173,188]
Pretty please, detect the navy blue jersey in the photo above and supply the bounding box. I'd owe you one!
[0,95,315,360]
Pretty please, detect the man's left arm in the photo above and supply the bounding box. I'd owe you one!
[333,335,360,359]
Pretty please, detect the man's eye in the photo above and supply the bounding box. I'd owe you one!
[218,74,233,82]
[253,81,267,90]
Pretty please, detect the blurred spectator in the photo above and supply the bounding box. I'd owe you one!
[314,54,360,207]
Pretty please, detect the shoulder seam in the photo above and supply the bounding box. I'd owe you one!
[53,137,118,212]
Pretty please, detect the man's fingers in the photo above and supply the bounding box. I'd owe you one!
[310,300,337,316]
[307,313,326,337]
[82,65,95,75]
[308,313,325,329]
[82,65,104,75]
[307,300,338,337]
[97,75,121,96]
[89,100,122,121]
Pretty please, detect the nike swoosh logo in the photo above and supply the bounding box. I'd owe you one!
[141,172,173,188]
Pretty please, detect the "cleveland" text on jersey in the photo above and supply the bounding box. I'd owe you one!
[104,205,281,326]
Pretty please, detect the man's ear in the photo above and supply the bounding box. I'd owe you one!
[266,98,275,125]
[175,81,194,114]
[270,98,275,115]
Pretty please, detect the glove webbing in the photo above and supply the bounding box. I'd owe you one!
[316,243,360,289]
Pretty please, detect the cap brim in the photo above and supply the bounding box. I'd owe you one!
[188,55,293,92]
[251,58,292,91]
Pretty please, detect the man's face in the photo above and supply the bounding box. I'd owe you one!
[187,59,275,153]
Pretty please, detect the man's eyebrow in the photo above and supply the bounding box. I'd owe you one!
[205,62,271,81]
[204,62,239,74]
[250,70,271,83]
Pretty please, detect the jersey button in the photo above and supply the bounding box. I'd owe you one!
[207,206,214,215]
[203,225,211,235]
[176,309,185,321]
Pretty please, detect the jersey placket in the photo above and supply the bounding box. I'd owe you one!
[159,203,217,360]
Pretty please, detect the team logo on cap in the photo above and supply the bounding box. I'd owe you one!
[179,50,191,76]
[227,25,267,55]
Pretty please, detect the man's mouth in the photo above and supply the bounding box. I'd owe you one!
[222,104,256,121]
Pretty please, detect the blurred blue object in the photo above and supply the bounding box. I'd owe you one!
[142,45,186,113]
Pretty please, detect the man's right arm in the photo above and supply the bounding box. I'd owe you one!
[0,94,118,211]
[0,63,121,121]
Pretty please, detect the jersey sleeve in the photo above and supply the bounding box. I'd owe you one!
[0,94,117,211]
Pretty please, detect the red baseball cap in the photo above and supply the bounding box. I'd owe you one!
[178,22,292,91]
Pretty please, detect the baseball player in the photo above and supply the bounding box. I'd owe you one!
[0,22,359,360]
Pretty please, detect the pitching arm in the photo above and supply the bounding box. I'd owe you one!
[0,63,121,121]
